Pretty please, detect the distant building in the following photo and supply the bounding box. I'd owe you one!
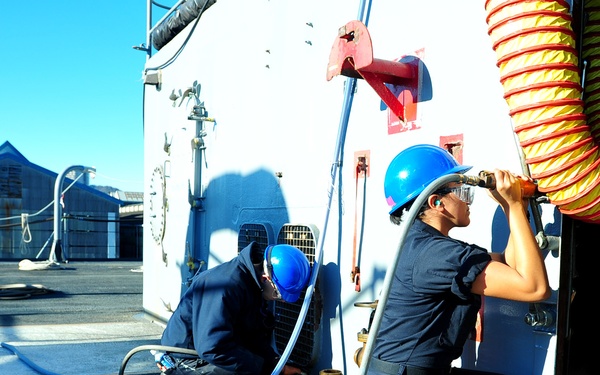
[0,141,143,260]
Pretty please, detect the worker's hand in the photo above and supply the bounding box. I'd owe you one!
[281,364,303,375]
[487,169,523,208]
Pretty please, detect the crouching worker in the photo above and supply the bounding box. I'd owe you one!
[160,241,311,375]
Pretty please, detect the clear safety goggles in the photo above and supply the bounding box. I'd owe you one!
[438,185,475,205]
[264,246,283,300]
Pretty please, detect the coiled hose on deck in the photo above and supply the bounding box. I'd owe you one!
[485,0,600,222]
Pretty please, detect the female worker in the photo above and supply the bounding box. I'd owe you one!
[368,144,550,375]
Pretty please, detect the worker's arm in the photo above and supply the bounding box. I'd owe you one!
[281,364,303,375]
[471,169,550,302]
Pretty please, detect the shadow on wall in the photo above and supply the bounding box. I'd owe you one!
[180,168,291,280]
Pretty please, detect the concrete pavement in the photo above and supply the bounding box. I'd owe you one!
[0,261,166,375]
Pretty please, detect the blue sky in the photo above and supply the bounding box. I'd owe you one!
[0,1,169,192]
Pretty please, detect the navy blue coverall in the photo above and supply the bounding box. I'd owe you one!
[369,219,492,374]
[161,242,280,374]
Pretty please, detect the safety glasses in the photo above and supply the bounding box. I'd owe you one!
[264,246,283,300]
[437,185,475,205]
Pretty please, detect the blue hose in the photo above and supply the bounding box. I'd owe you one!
[1,342,62,375]
[271,2,372,373]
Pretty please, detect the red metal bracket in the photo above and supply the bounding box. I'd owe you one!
[326,20,415,122]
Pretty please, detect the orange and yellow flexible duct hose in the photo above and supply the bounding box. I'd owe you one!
[485,0,600,222]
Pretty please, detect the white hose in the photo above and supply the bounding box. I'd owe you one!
[359,174,465,374]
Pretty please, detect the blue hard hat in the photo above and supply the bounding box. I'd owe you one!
[384,144,472,214]
[265,244,311,303]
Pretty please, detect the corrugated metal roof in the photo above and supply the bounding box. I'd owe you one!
[0,140,133,206]
[111,190,144,203]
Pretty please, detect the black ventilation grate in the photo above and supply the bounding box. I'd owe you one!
[274,224,320,369]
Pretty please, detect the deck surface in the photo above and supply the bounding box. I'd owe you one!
[0,261,165,375]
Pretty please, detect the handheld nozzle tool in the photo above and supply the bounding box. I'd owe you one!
[459,170,538,198]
